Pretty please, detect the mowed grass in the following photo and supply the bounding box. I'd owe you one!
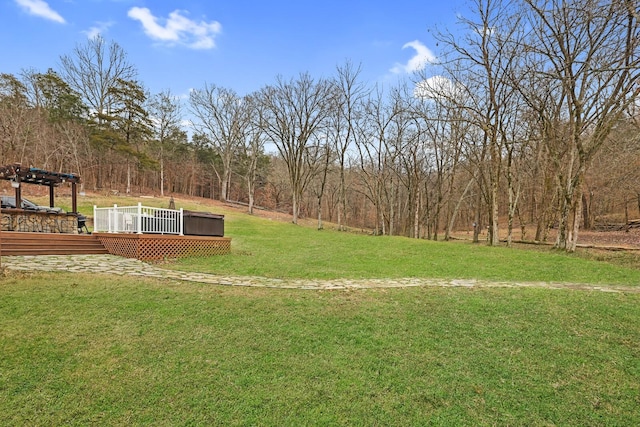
[1,273,639,426]
[172,213,640,286]
[3,196,640,424]
[41,192,640,285]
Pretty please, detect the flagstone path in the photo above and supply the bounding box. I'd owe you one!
[1,254,638,293]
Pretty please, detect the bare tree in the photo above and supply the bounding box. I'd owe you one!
[411,70,472,240]
[583,110,640,228]
[59,35,137,188]
[190,84,249,202]
[149,90,185,197]
[308,137,334,229]
[501,101,531,246]
[382,86,414,237]
[520,0,640,251]
[0,73,33,164]
[436,0,525,245]
[354,85,407,235]
[239,93,266,215]
[257,73,334,224]
[0,72,91,188]
[330,61,369,230]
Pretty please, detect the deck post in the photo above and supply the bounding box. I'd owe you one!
[137,203,143,234]
[179,208,184,236]
[112,204,118,233]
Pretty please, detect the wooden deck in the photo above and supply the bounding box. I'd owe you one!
[0,231,231,261]
[0,231,109,256]
[94,233,231,261]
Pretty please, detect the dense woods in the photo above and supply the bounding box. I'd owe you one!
[1,0,638,251]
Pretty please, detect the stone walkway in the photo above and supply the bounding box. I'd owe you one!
[1,254,638,293]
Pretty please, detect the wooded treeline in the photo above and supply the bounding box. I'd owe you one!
[1,0,638,251]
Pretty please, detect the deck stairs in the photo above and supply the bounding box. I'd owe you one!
[0,232,109,256]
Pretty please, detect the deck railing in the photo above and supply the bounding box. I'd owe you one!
[93,203,184,235]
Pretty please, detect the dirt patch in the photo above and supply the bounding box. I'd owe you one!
[576,229,640,250]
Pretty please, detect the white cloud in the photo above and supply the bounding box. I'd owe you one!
[390,40,436,74]
[127,7,222,50]
[83,21,113,40]
[15,0,65,23]
[414,75,462,100]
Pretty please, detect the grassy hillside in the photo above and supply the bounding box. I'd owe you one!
[172,213,640,285]
[3,194,639,425]
[41,192,640,285]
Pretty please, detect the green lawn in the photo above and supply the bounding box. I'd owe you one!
[45,192,640,285]
[4,194,639,425]
[171,213,640,286]
[1,273,639,426]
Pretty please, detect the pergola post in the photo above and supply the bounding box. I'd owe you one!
[71,182,78,213]
[49,185,55,208]
[15,176,22,208]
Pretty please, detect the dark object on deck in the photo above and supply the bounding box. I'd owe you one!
[183,211,224,236]
[77,213,90,234]
[1,195,62,213]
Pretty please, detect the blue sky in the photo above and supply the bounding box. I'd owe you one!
[1,0,463,97]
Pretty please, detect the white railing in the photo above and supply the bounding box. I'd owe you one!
[93,203,184,235]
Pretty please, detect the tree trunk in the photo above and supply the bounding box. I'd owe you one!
[292,191,299,224]
[506,176,519,248]
[388,178,395,236]
[555,190,571,250]
[317,195,323,230]
[556,158,586,252]
[160,149,165,197]
[211,165,222,200]
[517,205,527,241]
[506,195,513,247]
[247,175,255,215]
[506,148,519,247]
[557,172,585,253]
[338,168,347,231]
[568,192,582,252]
[473,191,482,243]
[126,162,131,194]
[489,184,499,245]
[446,175,475,240]
[414,190,420,239]
[582,192,590,230]
[221,167,231,202]
[488,136,500,246]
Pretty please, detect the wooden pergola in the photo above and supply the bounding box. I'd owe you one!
[0,163,81,213]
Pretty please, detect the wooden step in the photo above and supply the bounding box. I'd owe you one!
[2,248,110,256]
[0,232,109,256]
[2,238,106,247]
